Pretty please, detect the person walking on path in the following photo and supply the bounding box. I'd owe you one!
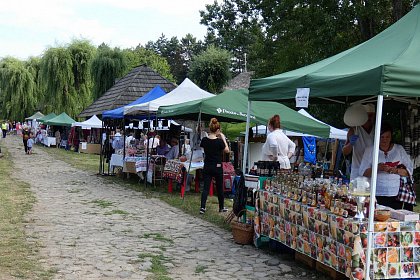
[22,126,31,154]
[27,134,34,155]
[199,118,230,214]
[1,121,7,138]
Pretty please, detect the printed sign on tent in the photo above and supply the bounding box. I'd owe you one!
[296,88,310,108]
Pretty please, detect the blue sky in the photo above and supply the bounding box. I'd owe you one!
[0,0,215,59]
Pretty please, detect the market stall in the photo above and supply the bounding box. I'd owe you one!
[248,5,420,279]
[43,112,76,148]
[25,111,44,130]
[72,115,102,154]
[255,173,420,279]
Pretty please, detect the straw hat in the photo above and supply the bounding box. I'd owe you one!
[363,103,375,113]
[344,104,368,127]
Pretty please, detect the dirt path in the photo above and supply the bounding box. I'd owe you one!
[4,135,322,280]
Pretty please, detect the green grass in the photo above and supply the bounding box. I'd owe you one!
[141,233,174,244]
[195,264,207,274]
[138,253,172,280]
[104,209,129,215]
[0,147,55,279]
[91,199,114,208]
[40,145,100,174]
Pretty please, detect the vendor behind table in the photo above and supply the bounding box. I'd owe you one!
[342,103,375,180]
[261,114,296,170]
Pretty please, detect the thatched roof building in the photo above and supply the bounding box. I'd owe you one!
[223,71,254,90]
[79,65,176,118]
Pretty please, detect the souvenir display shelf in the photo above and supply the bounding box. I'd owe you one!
[254,173,420,280]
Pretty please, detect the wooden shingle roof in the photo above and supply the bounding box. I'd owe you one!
[79,65,176,118]
[223,71,254,90]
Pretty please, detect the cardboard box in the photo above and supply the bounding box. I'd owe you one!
[123,161,137,174]
[79,143,101,154]
[391,209,419,221]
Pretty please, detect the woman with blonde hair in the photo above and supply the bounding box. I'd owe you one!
[199,118,230,214]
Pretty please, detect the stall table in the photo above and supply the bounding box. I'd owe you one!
[42,136,56,147]
[163,160,204,196]
[255,190,420,279]
[79,142,101,154]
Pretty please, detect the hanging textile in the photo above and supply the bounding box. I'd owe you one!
[303,136,317,164]
[404,105,420,168]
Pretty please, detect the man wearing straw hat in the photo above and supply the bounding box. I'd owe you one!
[342,103,376,180]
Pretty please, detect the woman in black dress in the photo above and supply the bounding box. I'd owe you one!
[200,118,230,214]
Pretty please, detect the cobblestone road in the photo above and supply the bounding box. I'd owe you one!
[4,136,327,280]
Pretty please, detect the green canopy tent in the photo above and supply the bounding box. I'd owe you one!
[248,5,420,279]
[44,112,76,126]
[25,111,44,120]
[158,89,330,138]
[249,5,420,104]
[37,113,57,123]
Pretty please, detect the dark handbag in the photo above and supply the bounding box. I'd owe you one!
[397,176,416,205]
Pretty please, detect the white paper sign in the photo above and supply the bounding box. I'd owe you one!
[81,142,87,150]
[296,88,310,108]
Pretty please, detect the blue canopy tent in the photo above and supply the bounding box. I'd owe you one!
[102,86,166,119]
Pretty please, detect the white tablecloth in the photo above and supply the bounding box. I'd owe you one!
[42,136,56,147]
[110,154,124,169]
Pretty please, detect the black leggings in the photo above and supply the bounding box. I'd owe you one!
[201,164,224,210]
[23,139,28,153]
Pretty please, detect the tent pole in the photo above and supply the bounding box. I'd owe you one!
[186,111,202,200]
[99,120,103,175]
[242,101,252,174]
[145,113,151,188]
[365,95,383,280]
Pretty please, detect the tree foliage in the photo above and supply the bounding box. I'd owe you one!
[145,34,205,84]
[200,0,418,77]
[189,45,231,93]
[0,57,37,120]
[68,39,96,111]
[40,47,76,116]
[91,44,127,100]
[123,47,175,83]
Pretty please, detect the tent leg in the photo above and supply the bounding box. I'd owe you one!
[365,95,384,280]
[242,101,252,174]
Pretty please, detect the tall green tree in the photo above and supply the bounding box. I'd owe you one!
[123,47,175,82]
[40,47,77,116]
[189,45,231,93]
[68,39,96,112]
[145,34,205,84]
[200,0,418,78]
[91,44,127,100]
[0,57,37,120]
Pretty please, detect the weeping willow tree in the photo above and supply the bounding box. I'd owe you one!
[91,44,127,100]
[25,56,43,110]
[0,57,37,120]
[68,39,96,114]
[40,47,77,116]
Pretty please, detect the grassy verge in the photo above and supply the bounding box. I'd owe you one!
[39,145,100,174]
[0,147,55,279]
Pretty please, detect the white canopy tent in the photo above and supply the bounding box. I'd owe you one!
[242,109,348,140]
[72,115,102,129]
[124,78,214,115]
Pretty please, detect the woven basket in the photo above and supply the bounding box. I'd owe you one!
[231,221,254,245]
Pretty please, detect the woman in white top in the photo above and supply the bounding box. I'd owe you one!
[262,114,296,169]
[359,122,413,210]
